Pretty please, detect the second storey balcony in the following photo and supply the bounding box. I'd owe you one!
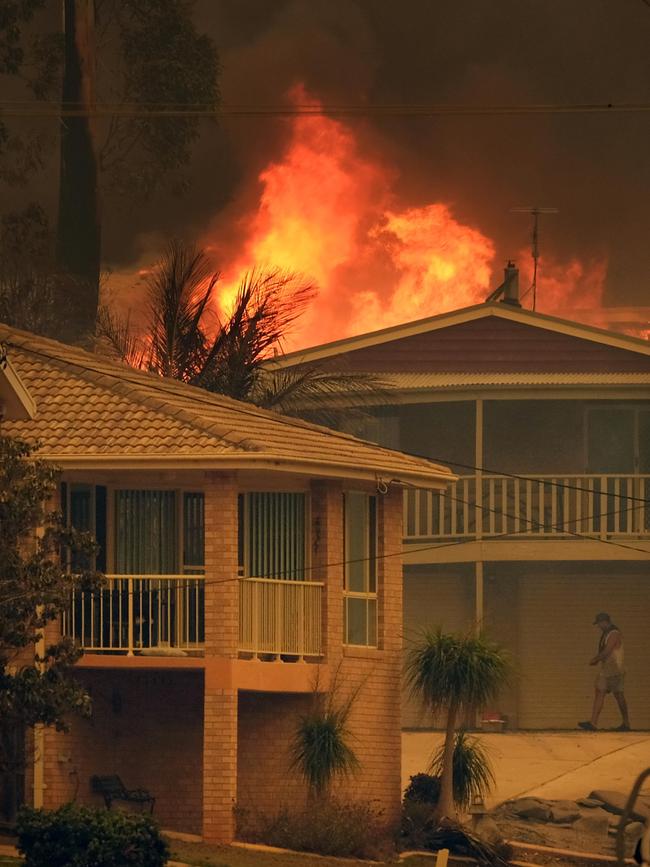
[404,473,650,542]
[63,574,324,659]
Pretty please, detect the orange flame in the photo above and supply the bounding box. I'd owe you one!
[207,86,607,350]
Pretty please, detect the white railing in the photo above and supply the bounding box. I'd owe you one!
[239,577,324,658]
[404,475,650,540]
[62,574,205,654]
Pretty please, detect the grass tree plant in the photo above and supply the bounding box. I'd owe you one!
[405,628,510,823]
[430,729,495,812]
[289,669,360,800]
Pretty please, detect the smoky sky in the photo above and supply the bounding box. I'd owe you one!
[7,0,650,305]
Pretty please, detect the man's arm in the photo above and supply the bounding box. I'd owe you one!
[590,631,621,665]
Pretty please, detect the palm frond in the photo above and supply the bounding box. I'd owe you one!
[95,305,148,369]
[429,729,495,811]
[405,628,511,716]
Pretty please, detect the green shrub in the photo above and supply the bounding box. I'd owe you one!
[16,803,169,867]
[403,773,441,806]
[430,729,494,812]
[236,798,390,860]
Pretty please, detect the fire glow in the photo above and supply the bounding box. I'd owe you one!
[208,87,606,350]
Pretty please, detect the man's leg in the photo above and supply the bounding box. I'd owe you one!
[590,688,606,727]
[613,691,630,729]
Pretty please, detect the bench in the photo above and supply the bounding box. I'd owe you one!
[90,775,155,814]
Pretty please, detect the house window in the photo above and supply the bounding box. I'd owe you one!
[343,492,377,647]
[61,482,107,572]
[115,490,178,574]
[183,492,205,574]
[239,492,306,579]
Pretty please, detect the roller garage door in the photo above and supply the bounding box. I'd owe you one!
[518,574,650,729]
[402,570,474,728]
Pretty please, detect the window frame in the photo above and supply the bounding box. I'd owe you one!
[343,491,378,648]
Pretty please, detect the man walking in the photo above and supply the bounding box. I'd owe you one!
[578,612,630,732]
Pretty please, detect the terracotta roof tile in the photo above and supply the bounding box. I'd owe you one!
[0,323,452,488]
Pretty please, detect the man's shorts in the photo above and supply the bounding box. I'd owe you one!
[596,672,625,693]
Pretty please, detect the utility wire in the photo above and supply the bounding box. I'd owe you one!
[2,100,650,118]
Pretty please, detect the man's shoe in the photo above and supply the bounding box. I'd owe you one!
[578,721,597,731]
[614,723,631,732]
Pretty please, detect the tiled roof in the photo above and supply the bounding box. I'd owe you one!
[368,372,650,390]
[0,323,453,487]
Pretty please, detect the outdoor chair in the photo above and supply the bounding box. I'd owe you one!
[90,775,155,814]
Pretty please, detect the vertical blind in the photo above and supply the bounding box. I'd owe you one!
[115,490,177,574]
[243,492,306,580]
[183,492,205,572]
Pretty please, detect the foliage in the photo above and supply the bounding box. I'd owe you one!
[98,239,384,418]
[405,628,511,821]
[401,818,512,867]
[0,204,58,335]
[0,434,102,774]
[288,669,360,798]
[405,629,511,717]
[16,803,169,867]
[430,729,495,811]
[403,772,441,806]
[236,798,389,860]
[96,0,220,199]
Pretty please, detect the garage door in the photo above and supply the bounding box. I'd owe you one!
[518,574,650,729]
[402,572,474,728]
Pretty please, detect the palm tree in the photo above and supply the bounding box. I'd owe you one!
[405,629,510,823]
[97,239,382,419]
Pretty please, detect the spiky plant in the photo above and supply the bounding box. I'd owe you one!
[430,729,495,812]
[405,629,510,822]
[289,672,360,799]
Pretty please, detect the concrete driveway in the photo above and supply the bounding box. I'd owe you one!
[402,731,650,807]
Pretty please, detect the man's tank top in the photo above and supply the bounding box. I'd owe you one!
[599,627,625,676]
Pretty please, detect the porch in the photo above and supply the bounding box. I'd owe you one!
[404,473,650,541]
[62,575,324,659]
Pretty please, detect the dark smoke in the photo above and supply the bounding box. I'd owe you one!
[8,0,650,305]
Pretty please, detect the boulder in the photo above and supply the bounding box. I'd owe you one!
[551,806,581,824]
[510,798,552,821]
[625,821,646,843]
[473,815,502,844]
[578,797,605,809]
[573,808,611,836]
[590,790,650,823]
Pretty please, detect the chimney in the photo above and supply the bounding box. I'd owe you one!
[501,261,520,307]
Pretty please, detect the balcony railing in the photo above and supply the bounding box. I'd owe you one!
[62,575,205,655]
[404,474,650,541]
[63,574,324,659]
[239,577,324,658]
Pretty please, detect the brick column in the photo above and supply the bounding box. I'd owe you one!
[310,480,344,666]
[202,471,239,842]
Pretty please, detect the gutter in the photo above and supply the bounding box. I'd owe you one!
[37,453,456,490]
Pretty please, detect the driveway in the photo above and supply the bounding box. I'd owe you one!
[402,731,650,807]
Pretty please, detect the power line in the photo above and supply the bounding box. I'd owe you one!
[2,100,650,118]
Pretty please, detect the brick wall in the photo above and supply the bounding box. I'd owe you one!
[41,669,203,833]
[236,484,405,833]
[202,471,239,842]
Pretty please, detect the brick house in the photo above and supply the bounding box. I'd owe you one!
[270,280,650,731]
[0,323,452,840]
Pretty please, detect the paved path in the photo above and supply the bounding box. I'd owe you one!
[402,731,650,807]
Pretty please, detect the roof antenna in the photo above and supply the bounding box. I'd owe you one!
[510,206,558,310]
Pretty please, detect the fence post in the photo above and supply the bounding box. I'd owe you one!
[127,577,134,656]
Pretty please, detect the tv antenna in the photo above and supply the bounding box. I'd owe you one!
[510,206,558,310]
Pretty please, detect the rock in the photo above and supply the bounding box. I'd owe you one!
[578,797,605,808]
[573,808,611,836]
[551,806,581,824]
[473,815,502,844]
[589,790,650,823]
[625,821,646,842]
[510,798,552,821]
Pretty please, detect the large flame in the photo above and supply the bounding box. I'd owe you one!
[207,86,607,350]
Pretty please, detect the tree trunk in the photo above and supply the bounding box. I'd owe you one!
[56,0,100,344]
[434,702,458,823]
